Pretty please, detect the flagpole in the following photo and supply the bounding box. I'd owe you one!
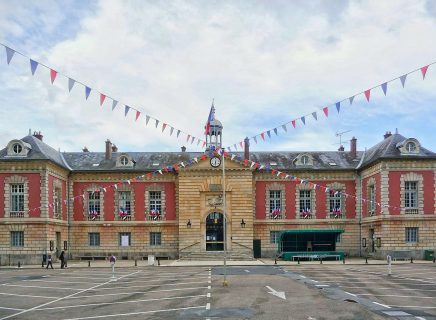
[222,146,228,287]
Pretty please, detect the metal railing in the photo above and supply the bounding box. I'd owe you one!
[9,211,25,218]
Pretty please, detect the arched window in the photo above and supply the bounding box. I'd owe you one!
[12,143,22,154]
[406,142,416,152]
[120,156,129,166]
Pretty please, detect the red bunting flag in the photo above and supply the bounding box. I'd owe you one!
[202,141,206,148]
[261,132,265,141]
[50,69,58,84]
[240,141,243,149]
[291,120,296,128]
[323,107,328,117]
[271,169,277,175]
[173,164,180,171]
[100,94,106,106]
[135,111,141,121]
[200,155,207,161]
[162,123,167,132]
[421,65,429,79]
[364,89,371,102]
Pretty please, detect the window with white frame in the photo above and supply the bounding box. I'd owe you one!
[10,231,24,247]
[406,142,416,152]
[53,187,62,217]
[150,232,161,246]
[88,191,101,215]
[404,181,418,208]
[405,227,418,243]
[301,155,309,165]
[299,190,311,212]
[88,233,100,246]
[120,156,129,166]
[12,143,22,154]
[270,231,280,244]
[10,184,25,213]
[119,232,131,246]
[269,190,281,213]
[368,185,375,214]
[118,191,131,215]
[149,191,162,213]
[329,190,341,213]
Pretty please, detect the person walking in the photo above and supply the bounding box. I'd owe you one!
[109,254,116,279]
[46,253,54,269]
[59,251,66,269]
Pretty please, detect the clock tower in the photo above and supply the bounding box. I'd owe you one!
[204,104,223,151]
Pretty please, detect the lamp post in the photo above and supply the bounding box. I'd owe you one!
[222,148,228,287]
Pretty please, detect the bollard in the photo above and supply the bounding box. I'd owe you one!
[365,257,368,264]
[410,257,413,264]
[157,258,160,266]
[343,257,345,264]
[320,257,323,264]
[88,260,91,267]
[135,259,137,267]
[18,262,21,268]
[433,256,435,263]
[274,258,277,265]
[297,257,300,265]
[387,255,392,276]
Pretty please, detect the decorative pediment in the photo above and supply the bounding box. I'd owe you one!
[396,138,420,155]
[6,139,31,157]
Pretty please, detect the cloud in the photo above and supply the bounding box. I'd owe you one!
[1,0,436,154]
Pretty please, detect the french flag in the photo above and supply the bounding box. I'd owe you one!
[204,101,215,135]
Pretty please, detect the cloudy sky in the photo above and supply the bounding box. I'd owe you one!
[1,0,436,154]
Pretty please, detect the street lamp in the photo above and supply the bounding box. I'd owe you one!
[241,219,246,228]
[187,219,192,228]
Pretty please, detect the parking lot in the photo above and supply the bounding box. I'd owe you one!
[0,267,211,319]
[1,263,435,319]
[285,263,436,319]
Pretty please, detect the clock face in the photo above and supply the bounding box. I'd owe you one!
[210,157,221,167]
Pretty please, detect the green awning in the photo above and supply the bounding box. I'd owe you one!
[280,229,344,234]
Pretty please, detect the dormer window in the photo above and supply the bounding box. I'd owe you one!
[406,142,416,152]
[294,153,313,166]
[13,143,22,154]
[120,156,129,166]
[301,155,309,165]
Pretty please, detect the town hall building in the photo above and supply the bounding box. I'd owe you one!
[1,110,436,265]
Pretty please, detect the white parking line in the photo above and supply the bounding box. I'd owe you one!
[389,305,436,309]
[0,270,142,320]
[415,316,427,320]
[344,292,357,297]
[0,292,57,299]
[62,305,206,320]
[2,284,84,291]
[70,286,209,299]
[0,307,24,311]
[55,272,209,281]
[37,294,207,311]
[358,293,436,299]
[340,286,436,291]
[372,302,391,309]
[86,280,209,291]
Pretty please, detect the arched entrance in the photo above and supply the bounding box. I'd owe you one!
[206,212,224,251]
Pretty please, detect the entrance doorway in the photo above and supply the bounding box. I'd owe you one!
[206,212,224,251]
[369,228,375,253]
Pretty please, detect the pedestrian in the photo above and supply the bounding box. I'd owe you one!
[46,253,54,269]
[109,254,116,278]
[59,250,66,269]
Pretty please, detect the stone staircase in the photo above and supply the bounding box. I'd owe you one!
[179,251,255,261]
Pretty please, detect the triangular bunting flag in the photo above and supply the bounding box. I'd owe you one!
[50,69,58,84]
[240,141,243,149]
[253,136,257,144]
[301,116,306,125]
[381,82,387,95]
[261,132,265,141]
[323,107,328,117]
[162,123,167,132]
[5,46,15,64]
[349,96,354,105]
[112,100,118,111]
[400,74,407,88]
[177,130,181,138]
[291,120,296,128]
[124,105,130,116]
[100,93,106,106]
[85,86,91,100]
[146,115,150,125]
[202,141,206,148]
[282,124,287,132]
[197,139,200,146]
[421,65,429,79]
[273,128,278,135]
[364,89,371,102]
[68,78,75,92]
[312,112,317,120]
[267,131,271,138]
[170,127,174,136]
[135,111,141,121]
[191,136,195,144]
[187,134,191,142]
[155,119,159,128]
[234,144,237,150]
[335,102,341,113]
[30,59,38,75]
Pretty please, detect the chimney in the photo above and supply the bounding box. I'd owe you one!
[33,131,43,141]
[112,144,118,152]
[384,131,392,139]
[181,146,186,152]
[105,139,112,160]
[338,145,344,152]
[244,137,250,160]
[82,147,89,152]
[350,137,357,159]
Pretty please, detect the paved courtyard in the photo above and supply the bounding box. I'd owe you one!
[0,263,435,319]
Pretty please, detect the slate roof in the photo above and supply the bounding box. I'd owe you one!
[360,133,436,169]
[0,135,69,169]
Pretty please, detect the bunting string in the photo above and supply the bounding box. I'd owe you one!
[226,61,435,152]
[1,43,206,148]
